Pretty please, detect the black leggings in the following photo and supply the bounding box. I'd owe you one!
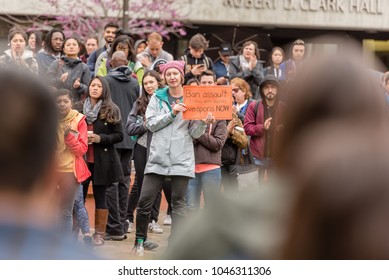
[127,144,172,222]
[136,173,189,242]
[82,163,108,209]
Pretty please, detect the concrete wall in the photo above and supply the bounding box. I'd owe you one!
[183,0,389,31]
[1,0,388,31]
[0,0,52,15]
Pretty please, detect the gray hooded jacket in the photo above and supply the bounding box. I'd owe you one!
[145,87,207,178]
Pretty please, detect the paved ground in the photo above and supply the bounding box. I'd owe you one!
[82,175,195,260]
[84,184,171,260]
[93,217,171,260]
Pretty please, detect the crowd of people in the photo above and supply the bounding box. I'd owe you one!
[2,23,389,260]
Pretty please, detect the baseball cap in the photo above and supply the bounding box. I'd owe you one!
[219,42,233,56]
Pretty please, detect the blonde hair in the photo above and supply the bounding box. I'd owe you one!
[147,32,163,42]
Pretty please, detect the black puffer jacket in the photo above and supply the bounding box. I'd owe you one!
[181,49,214,83]
[105,66,140,150]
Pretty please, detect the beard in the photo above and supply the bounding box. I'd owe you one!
[265,93,275,100]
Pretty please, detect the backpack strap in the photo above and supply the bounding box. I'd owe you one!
[181,55,190,74]
[181,55,188,65]
[253,100,260,120]
[204,56,210,69]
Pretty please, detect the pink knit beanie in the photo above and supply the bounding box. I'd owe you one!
[159,60,185,77]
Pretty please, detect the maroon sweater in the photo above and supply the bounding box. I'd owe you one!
[243,100,284,160]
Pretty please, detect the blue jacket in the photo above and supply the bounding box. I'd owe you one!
[214,59,229,79]
[87,46,107,76]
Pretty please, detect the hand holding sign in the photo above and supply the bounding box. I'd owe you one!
[172,103,187,116]
[202,112,216,124]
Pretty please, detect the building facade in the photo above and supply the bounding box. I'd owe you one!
[1,0,389,67]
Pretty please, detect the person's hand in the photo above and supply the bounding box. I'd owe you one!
[232,105,238,114]
[249,55,257,70]
[140,55,151,68]
[63,123,71,136]
[12,50,25,65]
[89,133,101,143]
[202,112,215,124]
[264,117,272,130]
[227,119,236,134]
[191,64,206,76]
[172,103,187,116]
[61,72,69,83]
[73,78,81,89]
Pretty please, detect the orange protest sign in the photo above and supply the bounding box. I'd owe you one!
[182,86,233,120]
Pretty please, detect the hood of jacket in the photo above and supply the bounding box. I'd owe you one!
[259,74,281,100]
[108,66,133,82]
[61,56,83,67]
[150,58,167,72]
[134,39,147,52]
[155,86,173,111]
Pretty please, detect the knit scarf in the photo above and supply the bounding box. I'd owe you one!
[83,97,102,125]
[239,55,251,72]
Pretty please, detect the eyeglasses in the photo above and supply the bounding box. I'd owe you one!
[231,88,240,93]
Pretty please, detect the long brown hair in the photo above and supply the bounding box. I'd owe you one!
[136,70,162,116]
[88,76,121,124]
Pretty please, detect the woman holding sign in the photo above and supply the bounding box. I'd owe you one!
[132,60,214,255]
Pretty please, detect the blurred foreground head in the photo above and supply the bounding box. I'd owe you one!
[0,67,58,194]
[279,37,389,259]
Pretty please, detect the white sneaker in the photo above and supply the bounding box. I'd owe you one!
[163,215,172,226]
[148,220,163,234]
[127,221,133,233]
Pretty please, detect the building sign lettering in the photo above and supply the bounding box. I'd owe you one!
[223,0,383,14]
